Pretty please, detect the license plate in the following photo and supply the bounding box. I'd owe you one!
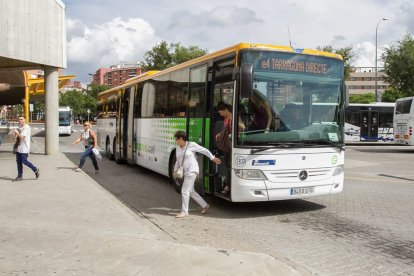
[290,187,315,195]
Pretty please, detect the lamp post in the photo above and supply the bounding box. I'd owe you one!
[375,17,389,102]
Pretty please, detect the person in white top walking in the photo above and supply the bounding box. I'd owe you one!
[72,122,99,174]
[173,130,221,218]
[12,116,39,181]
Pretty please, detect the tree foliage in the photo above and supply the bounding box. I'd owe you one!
[141,41,208,70]
[349,93,375,104]
[86,83,110,98]
[59,90,97,120]
[382,34,414,97]
[317,45,355,80]
[381,87,403,102]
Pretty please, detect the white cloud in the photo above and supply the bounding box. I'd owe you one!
[353,42,390,68]
[67,17,157,67]
[169,6,261,29]
[63,0,412,82]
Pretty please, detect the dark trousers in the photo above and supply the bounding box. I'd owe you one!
[16,152,37,177]
[79,146,98,170]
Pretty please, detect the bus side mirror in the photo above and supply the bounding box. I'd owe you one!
[240,64,253,98]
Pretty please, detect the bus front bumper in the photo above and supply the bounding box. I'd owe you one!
[231,172,344,202]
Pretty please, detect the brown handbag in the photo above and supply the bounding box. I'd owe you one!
[217,124,231,153]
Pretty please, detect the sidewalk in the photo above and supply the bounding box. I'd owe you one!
[0,143,303,275]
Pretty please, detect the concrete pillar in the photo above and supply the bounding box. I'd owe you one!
[44,66,59,155]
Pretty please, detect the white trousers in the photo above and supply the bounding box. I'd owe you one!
[180,172,208,214]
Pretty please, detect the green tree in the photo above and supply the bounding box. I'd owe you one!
[141,41,173,71]
[317,45,355,80]
[86,83,110,98]
[141,41,208,70]
[59,90,97,120]
[349,93,375,104]
[172,45,208,65]
[382,34,414,97]
[381,87,403,102]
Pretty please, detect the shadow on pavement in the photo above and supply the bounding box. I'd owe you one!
[63,152,326,220]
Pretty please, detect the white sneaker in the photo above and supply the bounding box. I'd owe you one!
[74,168,82,172]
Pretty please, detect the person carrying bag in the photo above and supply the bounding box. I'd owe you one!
[173,130,221,218]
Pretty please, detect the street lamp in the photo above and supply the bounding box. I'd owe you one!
[375,17,389,102]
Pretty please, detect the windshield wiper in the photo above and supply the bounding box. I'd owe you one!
[250,142,307,154]
[250,140,344,154]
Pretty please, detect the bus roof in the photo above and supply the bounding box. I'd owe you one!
[58,106,72,111]
[348,102,395,107]
[395,96,414,102]
[98,42,344,97]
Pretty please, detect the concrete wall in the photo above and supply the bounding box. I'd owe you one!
[0,0,66,68]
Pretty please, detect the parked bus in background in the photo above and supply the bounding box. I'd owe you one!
[97,43,345,202]
[393,96,414,145]
[58,106,73,135]
[345,102,395,143]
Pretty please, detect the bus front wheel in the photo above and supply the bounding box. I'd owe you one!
[169,153,183,193]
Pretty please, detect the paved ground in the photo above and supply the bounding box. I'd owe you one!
[64,142,414,276]
[0,127,302,276]
[2,125,414,275]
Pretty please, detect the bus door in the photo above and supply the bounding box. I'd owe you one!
[188,65,208,194]
[210,59,235,196]
[116,89,130,162]
[360,110,379,141]
[126,86,135,164]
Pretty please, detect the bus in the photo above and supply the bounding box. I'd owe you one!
[97,43,345,202]
[345,103,394,143]
[393,96,414,145]
[58,106,73,135]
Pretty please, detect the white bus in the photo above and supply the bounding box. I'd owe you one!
[58,106,73,135]
[345,103,395,143]
[393,96,414,145]
[97,43,345,202]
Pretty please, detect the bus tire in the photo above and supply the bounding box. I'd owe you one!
[106,137,114,160]
[169,151,183,193]
[114,137,122,164]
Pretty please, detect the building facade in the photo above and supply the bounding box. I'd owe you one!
[92,64,143,87]
[345,67,390,96]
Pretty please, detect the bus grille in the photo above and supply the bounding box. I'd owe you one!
[265,168,333,182]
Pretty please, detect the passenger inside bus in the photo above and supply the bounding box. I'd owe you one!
[248,90,273,132]
[215,102,233,195]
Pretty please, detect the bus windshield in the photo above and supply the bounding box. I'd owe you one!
[237,51,344,147]
[59,112,71,126]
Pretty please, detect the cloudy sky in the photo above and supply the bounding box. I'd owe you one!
[62,0,414,83]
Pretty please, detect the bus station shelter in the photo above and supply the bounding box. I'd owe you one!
[0,0,67,155]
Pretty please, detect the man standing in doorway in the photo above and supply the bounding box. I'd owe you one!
[12,116,39,181]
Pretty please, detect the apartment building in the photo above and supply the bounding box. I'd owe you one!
[345,67,390,96]
[92,63,143,87]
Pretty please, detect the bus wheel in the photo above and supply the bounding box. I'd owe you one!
[113,138,122,164]
[106,138,114,160]
[169,153,183,193]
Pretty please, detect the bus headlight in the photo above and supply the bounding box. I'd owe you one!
[332,165,344,176]
[235,169,268,180]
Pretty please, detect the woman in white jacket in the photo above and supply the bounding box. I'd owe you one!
[173,130,221,218]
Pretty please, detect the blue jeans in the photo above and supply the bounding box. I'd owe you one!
[16,152,37,177]
[78,146,98,170]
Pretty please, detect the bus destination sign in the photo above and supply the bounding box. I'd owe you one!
[260,58,328,75]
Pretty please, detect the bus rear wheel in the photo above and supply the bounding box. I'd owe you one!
[106,138,114,160]
[169,153,183,193]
